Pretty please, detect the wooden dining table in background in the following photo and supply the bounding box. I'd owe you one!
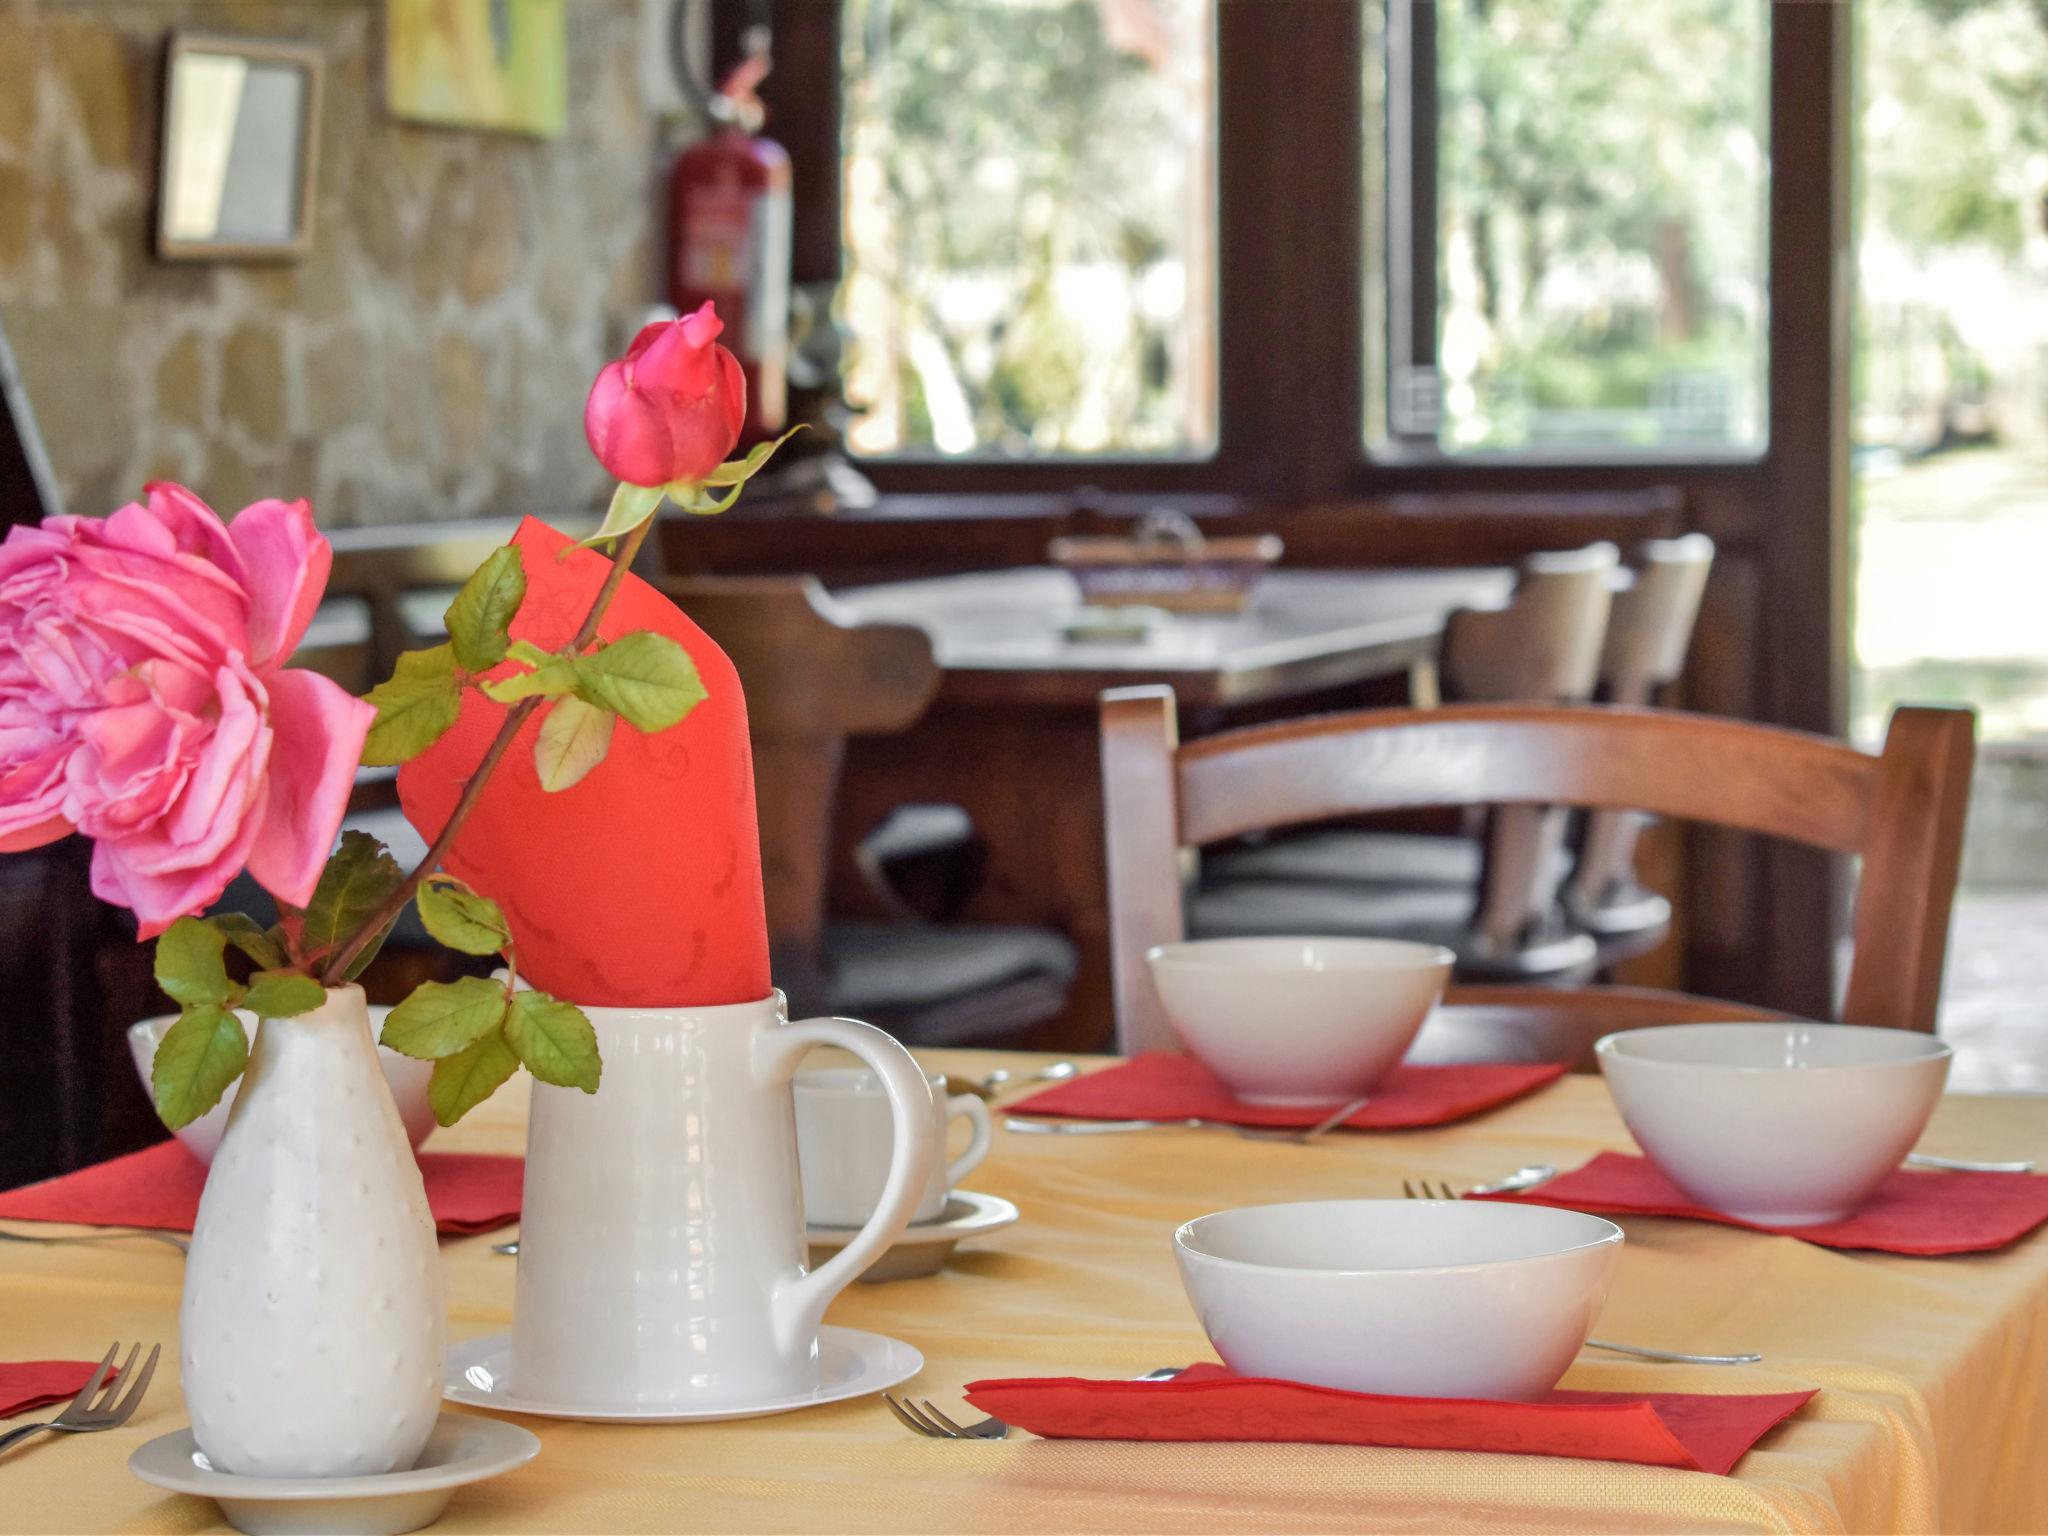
[829,566,1515,1050]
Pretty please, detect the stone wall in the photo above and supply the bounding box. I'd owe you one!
[0,0,663,528]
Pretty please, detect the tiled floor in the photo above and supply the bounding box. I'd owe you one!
[1940,889,2048,1093]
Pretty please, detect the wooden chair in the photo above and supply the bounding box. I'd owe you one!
[1194,543,1620,977]
[1104,689,1974,1067]
[1568,534,1716,950]
[667,575,1077,1045]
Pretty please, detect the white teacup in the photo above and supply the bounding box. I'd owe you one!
[796,1068,992,1227]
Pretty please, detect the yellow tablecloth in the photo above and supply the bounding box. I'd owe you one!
[4,1057,2047,1534]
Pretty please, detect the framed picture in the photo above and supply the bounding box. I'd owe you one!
[155,34,322,261]
[385,0,568,139]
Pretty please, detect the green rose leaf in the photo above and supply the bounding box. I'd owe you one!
[427,1025,521,1127]
[337,913,400,984]
[533,695,616,792]
[444,545,527,673]
[380,975,510,1060]
[416,878,512,956]
[209,912,286,971]
[154,916,234,1008]
[239,969,327,1018]
[696,425,806,488]
[503,989,602,1093]
[479,639,579,705]
[363,644,463,765]
[151,1002,249,1130]
[300,830,407,959]
[670,480,748,517]
[571,632,707,733]
[576,481,668,551]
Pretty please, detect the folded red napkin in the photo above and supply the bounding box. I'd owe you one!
[1006,1052,1564,1130]
[398,517,770,1008]
[0,1141,524,1237]
[0,1361,112,1420]
[1470,1151,2048,1257]
[964,1364,1814,1474]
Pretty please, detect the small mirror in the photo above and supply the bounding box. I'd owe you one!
[156,35,322,261]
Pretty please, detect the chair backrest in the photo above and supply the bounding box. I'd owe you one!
[662,575,939,965]
[1600,534,1715,704]
[1103,690,1975,1053]
[324,517,598,683]
[1442,541,1618,704]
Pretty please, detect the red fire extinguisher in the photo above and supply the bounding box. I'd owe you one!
[668,46,792,443]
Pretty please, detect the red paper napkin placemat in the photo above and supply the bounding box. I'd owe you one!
[0,1141,524,1237]
[1006,1052,1565,1131]
[0,1361,112,1419]
[1470,1151,2048,1257]
[964,1364,1814,1474]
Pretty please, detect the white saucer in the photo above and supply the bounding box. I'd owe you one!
[129,1412,538,1536]
[808,1189,1020,1282]
[441,1325,922,1423]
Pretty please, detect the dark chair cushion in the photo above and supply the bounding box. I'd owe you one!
[1189,876,1596,984]
[1189,877,1476,947]
[1203,828,1567,889]
[822,921,1077,1047]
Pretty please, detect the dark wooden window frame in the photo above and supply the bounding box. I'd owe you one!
[717,0,1853,1019]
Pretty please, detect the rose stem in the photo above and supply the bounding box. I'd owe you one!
[319,515,657,985]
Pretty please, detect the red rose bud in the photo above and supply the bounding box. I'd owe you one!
[583,302,747,488]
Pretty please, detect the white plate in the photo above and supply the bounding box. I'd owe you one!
[441,1326,923,1424]
[808,1189,1021,1282]
[129,1412,538,1536]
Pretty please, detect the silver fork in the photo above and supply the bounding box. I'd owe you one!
[0,1227,189,1255]
[1399,1179,1762,1366]
[0,1342,160,1456]
[887,1368,1181,1441]
[1005,1097,1371,1144]
[883,1395,1009,1440]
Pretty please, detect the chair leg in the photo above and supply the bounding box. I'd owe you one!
[1572,809,1646,913]
[1474,805,1567,951]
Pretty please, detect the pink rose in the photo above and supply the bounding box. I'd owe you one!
[583,301,747,487]
[0,482,373,936]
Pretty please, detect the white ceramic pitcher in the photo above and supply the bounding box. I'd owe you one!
[509,992,936,1411]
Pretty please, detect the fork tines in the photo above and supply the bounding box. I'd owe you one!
[1400,1178,1461,1201]
[883,1393,1004,1440]
[70,1341,161,1428]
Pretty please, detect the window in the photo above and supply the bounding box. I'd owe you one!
[838,0,1217,460]
[1368,0,1771,456]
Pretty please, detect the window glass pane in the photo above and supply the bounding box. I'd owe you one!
[1850,0,2048,1060]
[1366,0,1769,455]
[840,0,1216,458]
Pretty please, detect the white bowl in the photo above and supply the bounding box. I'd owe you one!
[1596,1023,1952,1226]
[1175,1199,1621,1401]
[128,1007,434,1165]
[1145,937,1453,1104]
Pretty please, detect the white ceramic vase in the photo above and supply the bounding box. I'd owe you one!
[510,991,936,1412]
[180,984,446,1478]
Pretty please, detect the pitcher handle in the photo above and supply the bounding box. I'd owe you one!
[757,1013,936,1353]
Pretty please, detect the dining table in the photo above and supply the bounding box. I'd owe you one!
[4,1054,2045,1533]
[829,566,1515,1049]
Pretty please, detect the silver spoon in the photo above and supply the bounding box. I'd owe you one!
[1585,1338,1762,1366]
[0,1227,189,1255]
[1905,1152,2036,1174]
[959,1062,1079,1100]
